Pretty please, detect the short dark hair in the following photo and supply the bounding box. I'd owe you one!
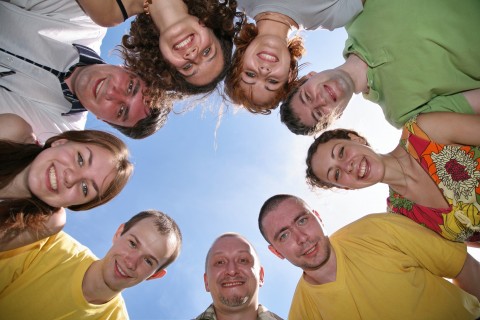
[279,77,336,136]
[258,194,303,243]
[108,102,171,139]
[122,210,183,271]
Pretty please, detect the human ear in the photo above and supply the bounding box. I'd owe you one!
[203,273,210,292]
[307,71,317,78]
[50,138,68,148]
[113,223,125,242]
[347,133,367,145]
[268,245,285,259]
[258,266,265,287]
[147,269,167,280]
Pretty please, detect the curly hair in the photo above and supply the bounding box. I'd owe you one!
[120,0,244,95]
[305,128,369,189]
[0,130,133,242]
[225,22,305,114]
[280,75,342,135]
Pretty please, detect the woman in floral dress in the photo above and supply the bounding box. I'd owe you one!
[304,112,480,245]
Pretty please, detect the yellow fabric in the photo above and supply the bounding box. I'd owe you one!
[288,214,480,320]
[0,231,128,319]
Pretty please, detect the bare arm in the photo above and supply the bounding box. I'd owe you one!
[416,112,480,146]
[77,0,144,27]
[464,88,480,115]
[452,253,480,302]
[0,113,37,144]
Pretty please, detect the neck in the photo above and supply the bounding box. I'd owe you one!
[383,147,410,195]
[82,260,119,304]
[338,54,369,94]
[255,12,298,37]
[214,301,260,320]
[0,165,32,200]
[303,245,337,285]
[148,0,189,31]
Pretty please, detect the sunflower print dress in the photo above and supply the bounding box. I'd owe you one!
[387,116,480,242]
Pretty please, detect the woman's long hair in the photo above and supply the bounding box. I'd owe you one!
[0,130,133,243]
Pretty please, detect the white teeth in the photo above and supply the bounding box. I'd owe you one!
[223,281,243,287]
[304,246,315,255]
[174,35,193,49]
[359,159,367,178]
[117,262,127,277]
[49,166,57,191]
[258,53,277,62]
[96,79,105,97]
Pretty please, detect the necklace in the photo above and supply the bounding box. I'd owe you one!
[255,13,295,30]
[391,153,408,196]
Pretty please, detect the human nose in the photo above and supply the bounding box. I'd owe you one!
[224,260,239,276]
[293,228,308,245]
[183,46,198,61]
[258,65,271,76]
[104,83,123,101]
[125,251,139,270]
[340,160,353,174]
[64,168,80,188]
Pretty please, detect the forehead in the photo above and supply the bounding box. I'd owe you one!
[124,217,176,260]
[208,236,256,262]
[263,199,310,235]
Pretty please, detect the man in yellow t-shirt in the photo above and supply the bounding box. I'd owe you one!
[258,194,480,320]
[0,210,183,320]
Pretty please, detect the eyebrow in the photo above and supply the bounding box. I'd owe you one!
[132,234,160,266]
[86,147,99,194]
[273,211,307,242]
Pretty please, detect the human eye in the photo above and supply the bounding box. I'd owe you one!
[81,181,88,197]
[298,216,308,226]
[245,71,256,78]
[214,259,225,266]
[279,232,289,242]
[127,79,134,94]
[182,63,193,71]
[202,47,211,56]
[239,257,249,264]
[117,105,126,118]
[77,152,84,167]
[334,169,340,181]
[129,240,137,248]
[268,79,279,84]
[144,257,153,266]
[339,146,344,158]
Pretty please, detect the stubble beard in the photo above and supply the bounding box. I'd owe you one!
[219,294,249,307]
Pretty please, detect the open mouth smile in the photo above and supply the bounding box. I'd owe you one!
[94,78,105,98]
[257,51,278,62]
[48,165,58,192]
[174,34,194,50]
[324,85,337,102]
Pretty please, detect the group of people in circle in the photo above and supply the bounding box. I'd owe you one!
[1,0,480,318]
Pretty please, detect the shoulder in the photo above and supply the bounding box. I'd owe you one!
[0,113,37,144]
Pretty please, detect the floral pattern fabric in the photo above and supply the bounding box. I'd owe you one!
[387,116,480,242]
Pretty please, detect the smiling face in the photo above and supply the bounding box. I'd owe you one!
[239,34,292,106]
[311,137,385,190]
[290,70,355,128]
[102,217,177,292]
[262,198,331,272]
[204,235,264,310]
[159,16,224,87]
[70,64,151,127]
[27,139,117,208]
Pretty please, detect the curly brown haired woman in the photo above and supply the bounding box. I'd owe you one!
[224,0,364,114]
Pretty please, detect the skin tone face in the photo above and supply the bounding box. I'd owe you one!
[204,235,264,310]
[290,70,355,127]
[311,136,385,190]
[159,16,224,86]
[240,34,292,106]
[101,217,176,292]
[67,64,151,127]
[27,139,117,207]
[262,198,332,272]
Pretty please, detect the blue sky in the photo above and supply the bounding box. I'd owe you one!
[63,21,480,320]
